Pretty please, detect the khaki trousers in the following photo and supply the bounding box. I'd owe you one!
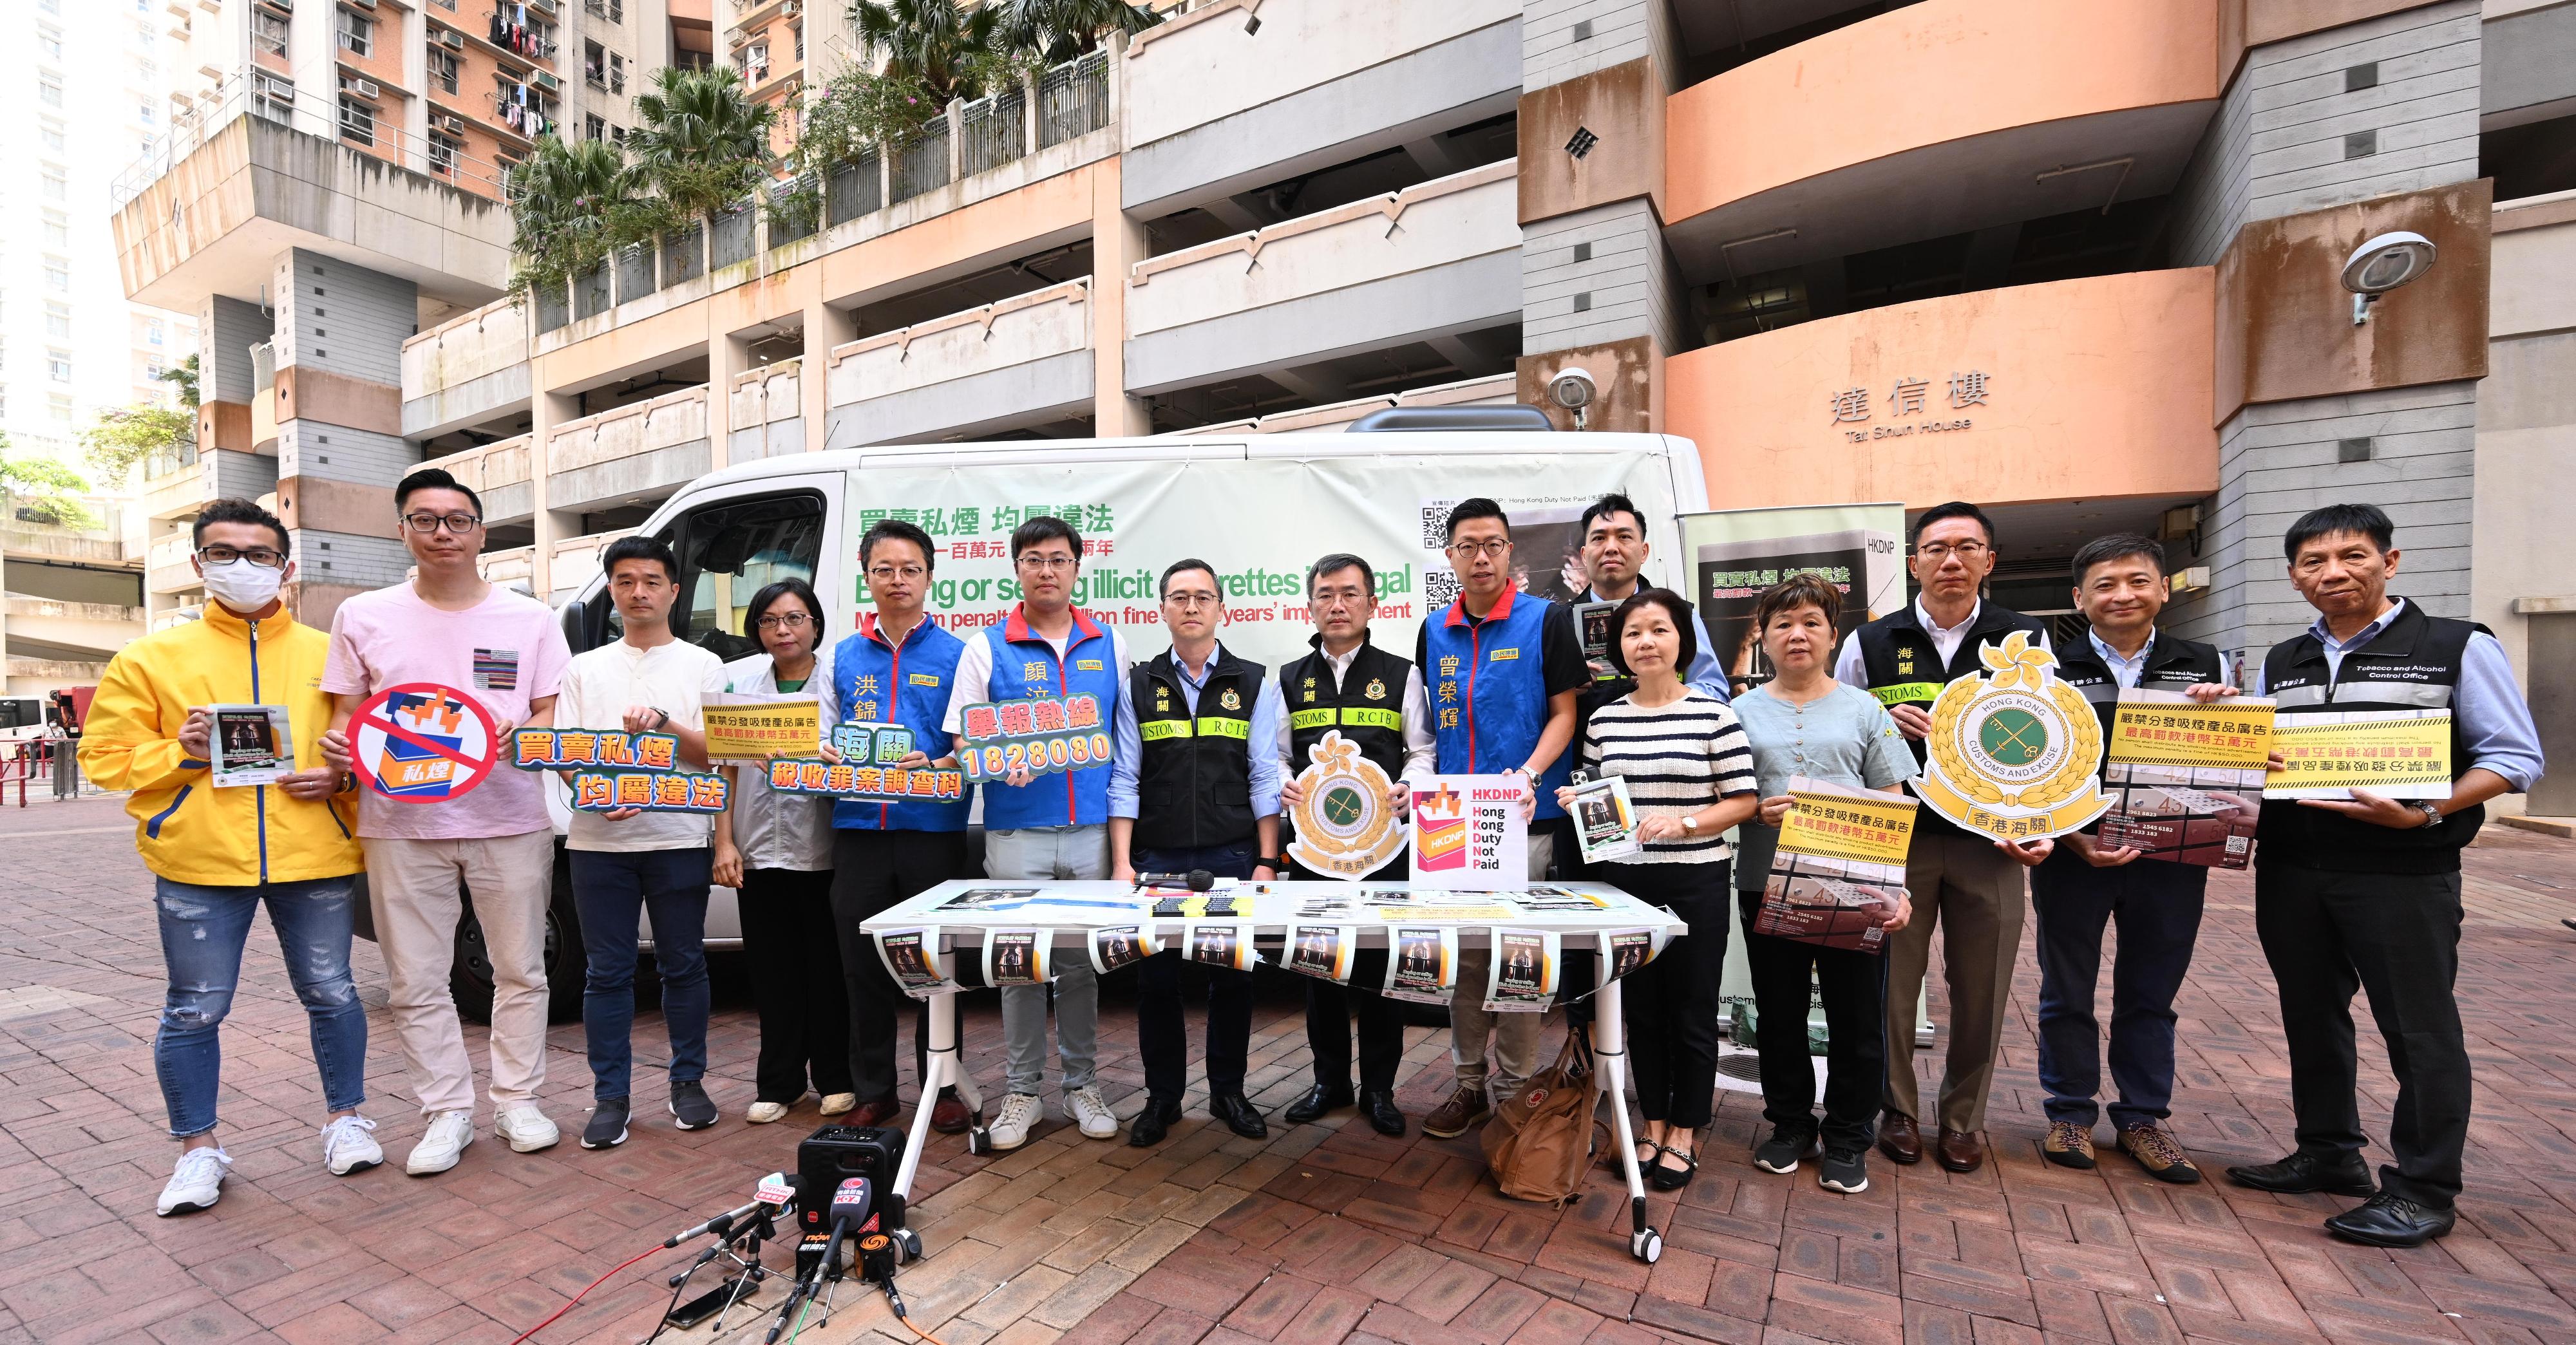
[1883,829,2025,1133]
[1448,830,1555,1095]
[365,831,556,1116]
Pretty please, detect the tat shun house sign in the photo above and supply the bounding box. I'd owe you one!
[1827,370,1991,442]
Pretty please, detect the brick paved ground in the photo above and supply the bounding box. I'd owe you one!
[3,794,2575,1345]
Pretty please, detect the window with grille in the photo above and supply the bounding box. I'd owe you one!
[430,131,462,176]
[339,96,376,146]
[428,46,459,93]
[337,10,374,57]
[48,350,71,383]
[255,10,287,55]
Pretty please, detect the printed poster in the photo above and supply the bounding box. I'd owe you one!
[1183,921,1257,972]
[1756,776,1916,953]
[1601,928,1660,983]
[1567,773,1640,864]
[875,927,952,1000]
[1284,924,1356,983]
[1382,925,1457,1004]
[207,704,292,788]
[1678,503,1904,694]
[1090,925,1158,975]
[2264,710,2453,801]
[702,695,823,761]
[1482,929,1560,1013]
[1408,775,1527,890]
[2098,690,2271,867]
[981,929,1050,986]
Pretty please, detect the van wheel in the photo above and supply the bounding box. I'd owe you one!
[448,845,586,1024]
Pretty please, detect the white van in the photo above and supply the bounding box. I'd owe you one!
[448,413,1712,1019]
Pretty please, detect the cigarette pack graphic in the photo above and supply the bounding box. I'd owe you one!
[377,691,468,798]
[1413,784,1466,871]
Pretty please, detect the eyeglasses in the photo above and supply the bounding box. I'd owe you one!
[865,564,927,582]
[753,612,813,631]
[1915,542,1989,563]
[1447,540,1510,559]
[198,545,285,569]
[1016,554,1079,571]
[402,512,483,534]
[1164,592,1220,609]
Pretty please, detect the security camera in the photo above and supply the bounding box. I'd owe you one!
[1549,367,1596,429]
[2341,230,2436,325]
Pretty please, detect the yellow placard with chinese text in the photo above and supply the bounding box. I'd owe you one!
[702,697,822,762]
[1778,787,1918,867]
[2264,711,2453,800]
[2108,692,2274,769]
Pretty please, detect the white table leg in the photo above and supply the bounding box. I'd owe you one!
[1588,973,1661,1263]
[893,986,960,1201]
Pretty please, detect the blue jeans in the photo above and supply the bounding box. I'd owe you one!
[2030,847,2207,1130]
[153,876,367,1138]
[572,848,713,1101]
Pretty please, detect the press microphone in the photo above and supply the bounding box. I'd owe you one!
[664,1172,800,1248]
[1135,869,1215,892]
[819,1176,873,1273]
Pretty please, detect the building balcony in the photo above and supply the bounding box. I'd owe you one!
[1118,0,1520,216]
[140,456,206,522]
[417,434,535,527]
[473,543,535,589]
[1,523,128,569]
[1662,0,2221,284]
[3,595,146,659]
[550,530,634,601]
[544,388,711,516]
[146,534,202,596]
[404,297,534,439]
[729,359,804,462]
[1170,372,1515,436]
[1123,159,1520,395]
[824,280,1095,447]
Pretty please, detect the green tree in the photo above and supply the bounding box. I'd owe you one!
[79,404,196,482]
[504,136,643,295]
[159,353,201,409]
[994,0,1160,65]
[0,443,100,532]
[625,65,781,223]
[850,0,1007,104]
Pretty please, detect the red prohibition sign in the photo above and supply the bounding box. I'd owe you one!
[348,682,501,803]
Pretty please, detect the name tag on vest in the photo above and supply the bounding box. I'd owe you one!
[1489,648,1519,661]
[1076,659,1104,671]
[907,673,941,686]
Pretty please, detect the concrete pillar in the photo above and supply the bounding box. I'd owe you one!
[265,249,421,628]
[529,379,576,602]
[1090,156,1151,437]
[707,326,747,471]
[802,300,855,451]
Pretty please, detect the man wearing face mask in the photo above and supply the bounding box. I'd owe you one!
[82,500,377,1216]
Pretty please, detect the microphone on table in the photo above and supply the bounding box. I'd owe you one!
[1135,869,1215,892]
[768,1178,874,1343]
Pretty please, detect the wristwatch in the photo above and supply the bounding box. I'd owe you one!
[2414,802,2445,828]
[1680,816,1698,836]
[1256,856,1285,871]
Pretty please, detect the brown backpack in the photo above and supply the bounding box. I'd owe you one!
[1481,1026,1609,1204]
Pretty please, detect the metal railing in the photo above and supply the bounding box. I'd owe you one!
[1038,50,1109,149]
[891,118,951,203]
[825,148,881,225]
[111,67,513,209]
[961,87,1027,178]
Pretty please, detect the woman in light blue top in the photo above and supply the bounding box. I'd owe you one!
[1729,574,1917,1196]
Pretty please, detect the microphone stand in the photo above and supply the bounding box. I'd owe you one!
[649,1207,779,1342]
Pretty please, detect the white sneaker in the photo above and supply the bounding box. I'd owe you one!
[746,1101,790,1124]
[1067,1086,1117,1140]
[985,1093,1044,1151]
[320,1116,382,1176]
[406,1109,474,1176]
[817,1093,857,1116]
[156,1147,231,1216]
[495,1104,560,1154]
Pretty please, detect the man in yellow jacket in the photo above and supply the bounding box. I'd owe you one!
[80,500,380,1218]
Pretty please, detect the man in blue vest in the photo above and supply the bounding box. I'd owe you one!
[942,515,1133,1151]
[1108,560,1284,1146]
[824,520,974,1134]
[2227,504,2543,1247]
[1414,498,1586,1139]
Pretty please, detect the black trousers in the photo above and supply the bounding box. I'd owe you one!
[1738,888,1886,1151]
[1134,842,1256,1104]
[2255,861,2470,1209]
[828,829,969,1105]
[742,868,854,1103]
[1289,855,1405,1095]
[1601,860,1728,1129]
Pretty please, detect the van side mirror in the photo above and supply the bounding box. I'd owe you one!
[560,597,592,655]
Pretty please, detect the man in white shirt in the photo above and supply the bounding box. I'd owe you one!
[553,536,729,1151]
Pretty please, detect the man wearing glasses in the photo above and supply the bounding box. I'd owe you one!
[1108,559,1284,1146]
[1414,498,1586,1138]
[317,468,571,1176]
[941,515,1132,1151]
[822,519,976,1133]
[1831,501,2052,1175]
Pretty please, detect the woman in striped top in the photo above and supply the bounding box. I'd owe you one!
[1557,588,1757,1191]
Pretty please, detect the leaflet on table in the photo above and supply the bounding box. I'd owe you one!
[1755,776,1915,952]
[875,926,955,999]
[569,769,731,813]
[1383,925,1459,1004]
[761,757,966,802]
[1573,601,1620,682]
[1183,921,1258,972]
[1284,924,1357,983]
[207,704,294,788]
[512,727,680,771]
[955,694,1110,783]
[2263,709,2454,800]
[1483,929,1561,1013]
[702,694,823,762]
[1090,925,1159,975]
[982,929,1050,986]
[1566,771,1641,864]
[1409,774,1528,889]
[2098,690,2271,868]
[1516,885,1611,911]
[931,887,1155,916]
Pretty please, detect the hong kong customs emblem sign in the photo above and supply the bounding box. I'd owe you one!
[1286,731,1404,879]
[1916,632,2109,840]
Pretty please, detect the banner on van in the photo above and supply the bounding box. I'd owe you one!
[1676,503,1906,694]
[845,452,1691,670]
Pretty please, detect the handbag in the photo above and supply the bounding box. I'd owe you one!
[1480,1024,1609,1205]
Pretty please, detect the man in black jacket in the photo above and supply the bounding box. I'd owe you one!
[2226,505,2544,1247]
[1832,502,2054,1174]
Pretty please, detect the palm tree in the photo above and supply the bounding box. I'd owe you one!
[851,0,1006,102]
[625,65,779,221]
[996,0,1161,66]
[505,136,636,291]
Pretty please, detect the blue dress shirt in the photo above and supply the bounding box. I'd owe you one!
[2251,599,2546,792]
[1109,643,1285,820]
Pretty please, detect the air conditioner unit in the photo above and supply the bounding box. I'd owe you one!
[342,76,382,99]
[728,28,752,46]
[782,0,803,15]
[256,73,294,99]
[533,70,560,91]
[435,113,465,134]
[437,28,463,48]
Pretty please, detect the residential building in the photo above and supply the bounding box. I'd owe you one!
[111,0,2576,815]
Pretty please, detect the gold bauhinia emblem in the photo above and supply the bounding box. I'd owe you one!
[1914,631,2109,840]
[1285,730,1403,879]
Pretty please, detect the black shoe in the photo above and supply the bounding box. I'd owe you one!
[581,1098,630,1150]
[1209,1093,1269,1140]
[1283,1083,1352,1125]
[2324,1192,2456,1247]
[1359,1089,1405,1138]
[1127,1096,1182,1148]
[1753,1123,1819,1175]
[2225,1150,2376,1197]
[670,1081,718,1131]
[1818,1147,1869,1194]
[1647,1144,1699,1192]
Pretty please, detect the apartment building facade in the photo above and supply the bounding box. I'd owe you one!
[111,0,2576,812]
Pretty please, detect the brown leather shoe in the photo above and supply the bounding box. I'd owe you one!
[929,1087,971,1135]
[1420,1084,1490,1140]
[2116,1124,2201,1184]
[1878,1113,1923,1165]
[846,1098,898,1129]
[1936,1128,1985,1172]
[2041,1120,2097,1170]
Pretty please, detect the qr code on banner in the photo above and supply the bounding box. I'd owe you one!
[1425,568,1462,609]
[1420,507,1449,550]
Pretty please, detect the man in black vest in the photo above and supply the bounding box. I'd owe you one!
[2031,534,2242,1184]
[1832,502,2055,1174]
[1109,560,1283,1147]
[1275,554,1434,1136]
[2226,505,2544,1247]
